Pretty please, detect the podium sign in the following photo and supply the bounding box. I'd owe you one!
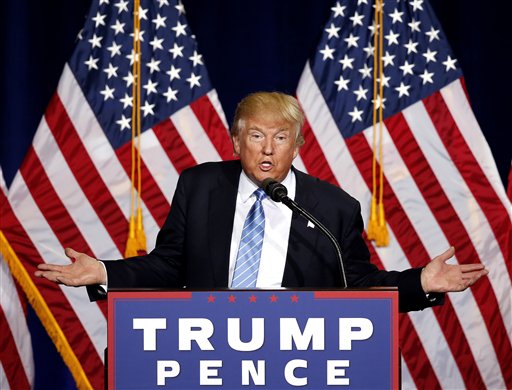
[108,289,398,389]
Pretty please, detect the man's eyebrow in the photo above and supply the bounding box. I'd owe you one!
[246,126,290,133]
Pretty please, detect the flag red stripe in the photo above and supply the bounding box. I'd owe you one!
[365,236,442,389]
[459,77,472,106]
[0,305,30,390]
[19,147,108,317]
[345,132,484,388]
[152,118,197,174]
[189,95,233,160]
[423,92,512,277]
[44,93,128,255]
[299,119,339,186]
[1,213,104,390]
[116,143,170,228]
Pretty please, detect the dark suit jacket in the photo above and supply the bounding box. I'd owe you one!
[94,160,442,312]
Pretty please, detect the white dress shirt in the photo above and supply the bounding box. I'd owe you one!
[228,170,296,288]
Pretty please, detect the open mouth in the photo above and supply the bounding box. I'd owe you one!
[259,161,273,171]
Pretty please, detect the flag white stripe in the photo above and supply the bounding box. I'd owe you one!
[0,363,11,390]
[172,105,222,164]
[207,89,229,129]
[408,305,467,389]
[57,64,160,249]
[442,80,512,216]
[292,155,307,173]
[449,291,506,389]
[7,174,106,360]
[400,356,417,390]
[0,168,6,193]
[31,118,121,259]
[404,101,512,324]
[364,123,505,389]
[0,259,34,386]
[139,129,179,207]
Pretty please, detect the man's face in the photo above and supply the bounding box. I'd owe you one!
[232,114,299,186]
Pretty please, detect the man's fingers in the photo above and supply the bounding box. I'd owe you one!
[453,269,488,291]
[35,264,76,284]
[41,270,80,286]
[65,247,79,260]
[36,263,52,271]
[35,270,64,283]
[37,263,66,272]
[462,269,488,281]
[423,246,488,293]
[460,263,486,273]
[436,246,455,262]
[35,248,102,286]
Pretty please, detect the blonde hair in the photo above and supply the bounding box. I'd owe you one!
[231,92,305,147]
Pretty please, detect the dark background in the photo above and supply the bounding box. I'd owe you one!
[1,1,510,388]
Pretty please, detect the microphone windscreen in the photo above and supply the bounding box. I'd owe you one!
[261,178,288,201]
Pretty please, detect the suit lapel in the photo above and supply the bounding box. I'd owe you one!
[282,168,321,287]
[208,161,241,286]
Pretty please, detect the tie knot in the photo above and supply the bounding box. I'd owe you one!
[254,188,266,201]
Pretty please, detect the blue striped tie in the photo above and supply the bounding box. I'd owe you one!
[231,188,266,288]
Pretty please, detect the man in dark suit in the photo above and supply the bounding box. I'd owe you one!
[35,92,488,312]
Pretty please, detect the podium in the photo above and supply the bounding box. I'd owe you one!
[108,289,398,389]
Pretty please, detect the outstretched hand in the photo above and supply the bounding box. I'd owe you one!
[420,247,488,294]
[35,248,107,286]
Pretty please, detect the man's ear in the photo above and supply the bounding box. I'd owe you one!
[232,135,240,156]
[292,144,299,159]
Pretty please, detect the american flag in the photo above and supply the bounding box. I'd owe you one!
[0,0,230,388]
[296,0,512,388]
[0,169,34,390]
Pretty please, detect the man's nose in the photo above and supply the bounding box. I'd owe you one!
[262,137,274,155]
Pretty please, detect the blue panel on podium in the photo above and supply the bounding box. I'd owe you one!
[108,289,398,389]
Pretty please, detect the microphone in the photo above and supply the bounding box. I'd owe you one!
[262,178,288,202]
[261,178,348,288]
